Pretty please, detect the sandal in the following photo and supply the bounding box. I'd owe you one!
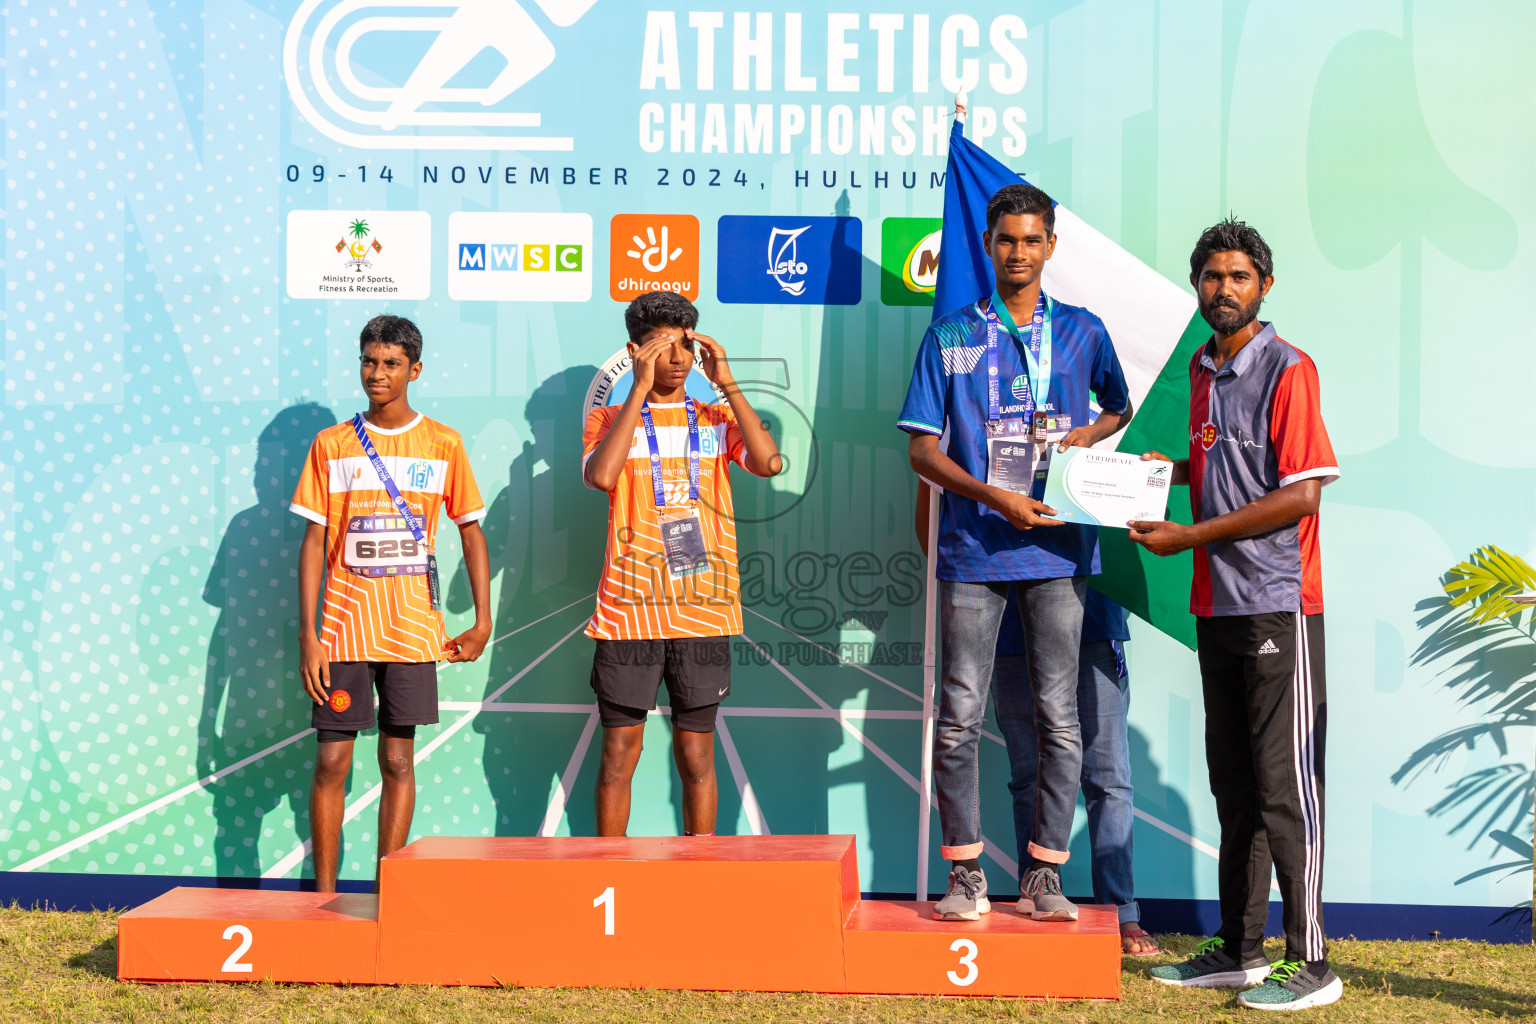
[1120,925,1162,956]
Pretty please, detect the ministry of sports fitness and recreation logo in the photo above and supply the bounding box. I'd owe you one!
[336,217,384,272]
[283,0,596,152]
[287,210,432,299]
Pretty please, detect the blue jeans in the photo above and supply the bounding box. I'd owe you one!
[934,577,1085,863]
[994,640,1139,924]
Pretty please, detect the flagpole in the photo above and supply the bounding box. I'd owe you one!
[916,91,968,904]
[915,485,941,901]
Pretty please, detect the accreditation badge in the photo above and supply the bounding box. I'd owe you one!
[342,514,438,608]
[986,418,1036,496]
[658,507,711,578]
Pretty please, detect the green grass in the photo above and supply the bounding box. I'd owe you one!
[3,906,1533,1023]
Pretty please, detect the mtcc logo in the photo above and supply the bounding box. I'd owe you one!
[766,226,812,296]
[283,0,597,151]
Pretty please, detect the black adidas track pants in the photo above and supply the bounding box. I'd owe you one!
[1197,611,1327,964]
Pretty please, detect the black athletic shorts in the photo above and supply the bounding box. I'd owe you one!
[597,698,720,732]
[590,637,731,730]
[312,660,438,736]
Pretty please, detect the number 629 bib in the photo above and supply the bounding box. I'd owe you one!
[343,514,430,577]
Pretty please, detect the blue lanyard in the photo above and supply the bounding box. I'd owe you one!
[638,399,700,508]
[981,292,1051,422]
[350,415,426,544]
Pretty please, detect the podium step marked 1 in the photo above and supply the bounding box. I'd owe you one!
[117,835,1120,998]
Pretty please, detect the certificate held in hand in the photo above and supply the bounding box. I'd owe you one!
[1041,447,1172,529]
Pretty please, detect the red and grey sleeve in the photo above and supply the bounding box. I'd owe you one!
[1270,357,1340,488]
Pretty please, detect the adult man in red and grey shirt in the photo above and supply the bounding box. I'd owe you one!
[1130,219,1343,1012]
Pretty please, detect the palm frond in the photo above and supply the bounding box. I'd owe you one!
[1443,546,1536,631]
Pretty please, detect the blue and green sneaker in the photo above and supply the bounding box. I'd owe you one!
[1237,959,1343,1010]
[1149,936,1271,988]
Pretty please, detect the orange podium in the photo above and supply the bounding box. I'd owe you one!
[117,888,378,984]
[116,835,1120,999]
[843,899,1121,997]
[376,835,859,990]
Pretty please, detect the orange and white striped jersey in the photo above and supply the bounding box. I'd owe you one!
[290,413,485,663]
[583,401,748,640]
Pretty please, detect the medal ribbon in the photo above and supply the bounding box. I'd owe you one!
[350,414,439,609]
[639,398,701,509]
[351,415,427,545]
[982,292,1052,423]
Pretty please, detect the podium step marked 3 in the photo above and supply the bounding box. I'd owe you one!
[843,899,1121,997]
[117,835,1120,998]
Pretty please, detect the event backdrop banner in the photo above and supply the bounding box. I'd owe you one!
[2,1,1533,940]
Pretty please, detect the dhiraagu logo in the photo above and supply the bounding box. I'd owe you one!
[449,212,592,301]
[880,217,942,306]
[283,0,598,152]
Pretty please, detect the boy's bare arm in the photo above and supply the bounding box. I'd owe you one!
[297,520,329,703]
[585,336,673,491]
[445,521,492,662]
[690,330,783,477]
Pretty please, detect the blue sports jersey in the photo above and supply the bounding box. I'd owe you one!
[898,292,1131,582]
[996,587,1130,656]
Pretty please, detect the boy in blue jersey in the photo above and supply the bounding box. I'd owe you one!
[993,590,1159,952]
[900,183,1132,922]
[918,484,1155,950]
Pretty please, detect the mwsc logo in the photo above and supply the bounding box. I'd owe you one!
[448,212,592,301]
[457,243,585,273]
[283,0,597,151]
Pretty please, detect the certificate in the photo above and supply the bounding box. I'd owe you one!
[1041,447,1172,529]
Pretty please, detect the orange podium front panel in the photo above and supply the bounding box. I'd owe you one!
[375,835,860,990]
[116,888,379,984]
[842,900,1121,999]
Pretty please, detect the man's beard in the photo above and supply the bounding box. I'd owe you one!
[1200,293,1262,335]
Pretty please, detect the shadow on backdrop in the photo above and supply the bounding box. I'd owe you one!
[454,366,605,836]
[728,189,918,884]
[1126,725,1199,934]
[198,402,338,879]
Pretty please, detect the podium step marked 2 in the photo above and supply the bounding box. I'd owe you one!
[117,835,1120,998]
[117,888,379,985]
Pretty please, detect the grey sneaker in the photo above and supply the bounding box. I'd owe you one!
[1149,936,1271,988]
[932,866,990,921]
[1017,865,1078,921]
[1236,960,1343,1010]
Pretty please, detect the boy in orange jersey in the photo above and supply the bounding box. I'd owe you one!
[290,314,491,891]
[583,291,783,837]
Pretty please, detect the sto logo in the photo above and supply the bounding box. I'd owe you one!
[284,0,598,152]
[328,690,353,713]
